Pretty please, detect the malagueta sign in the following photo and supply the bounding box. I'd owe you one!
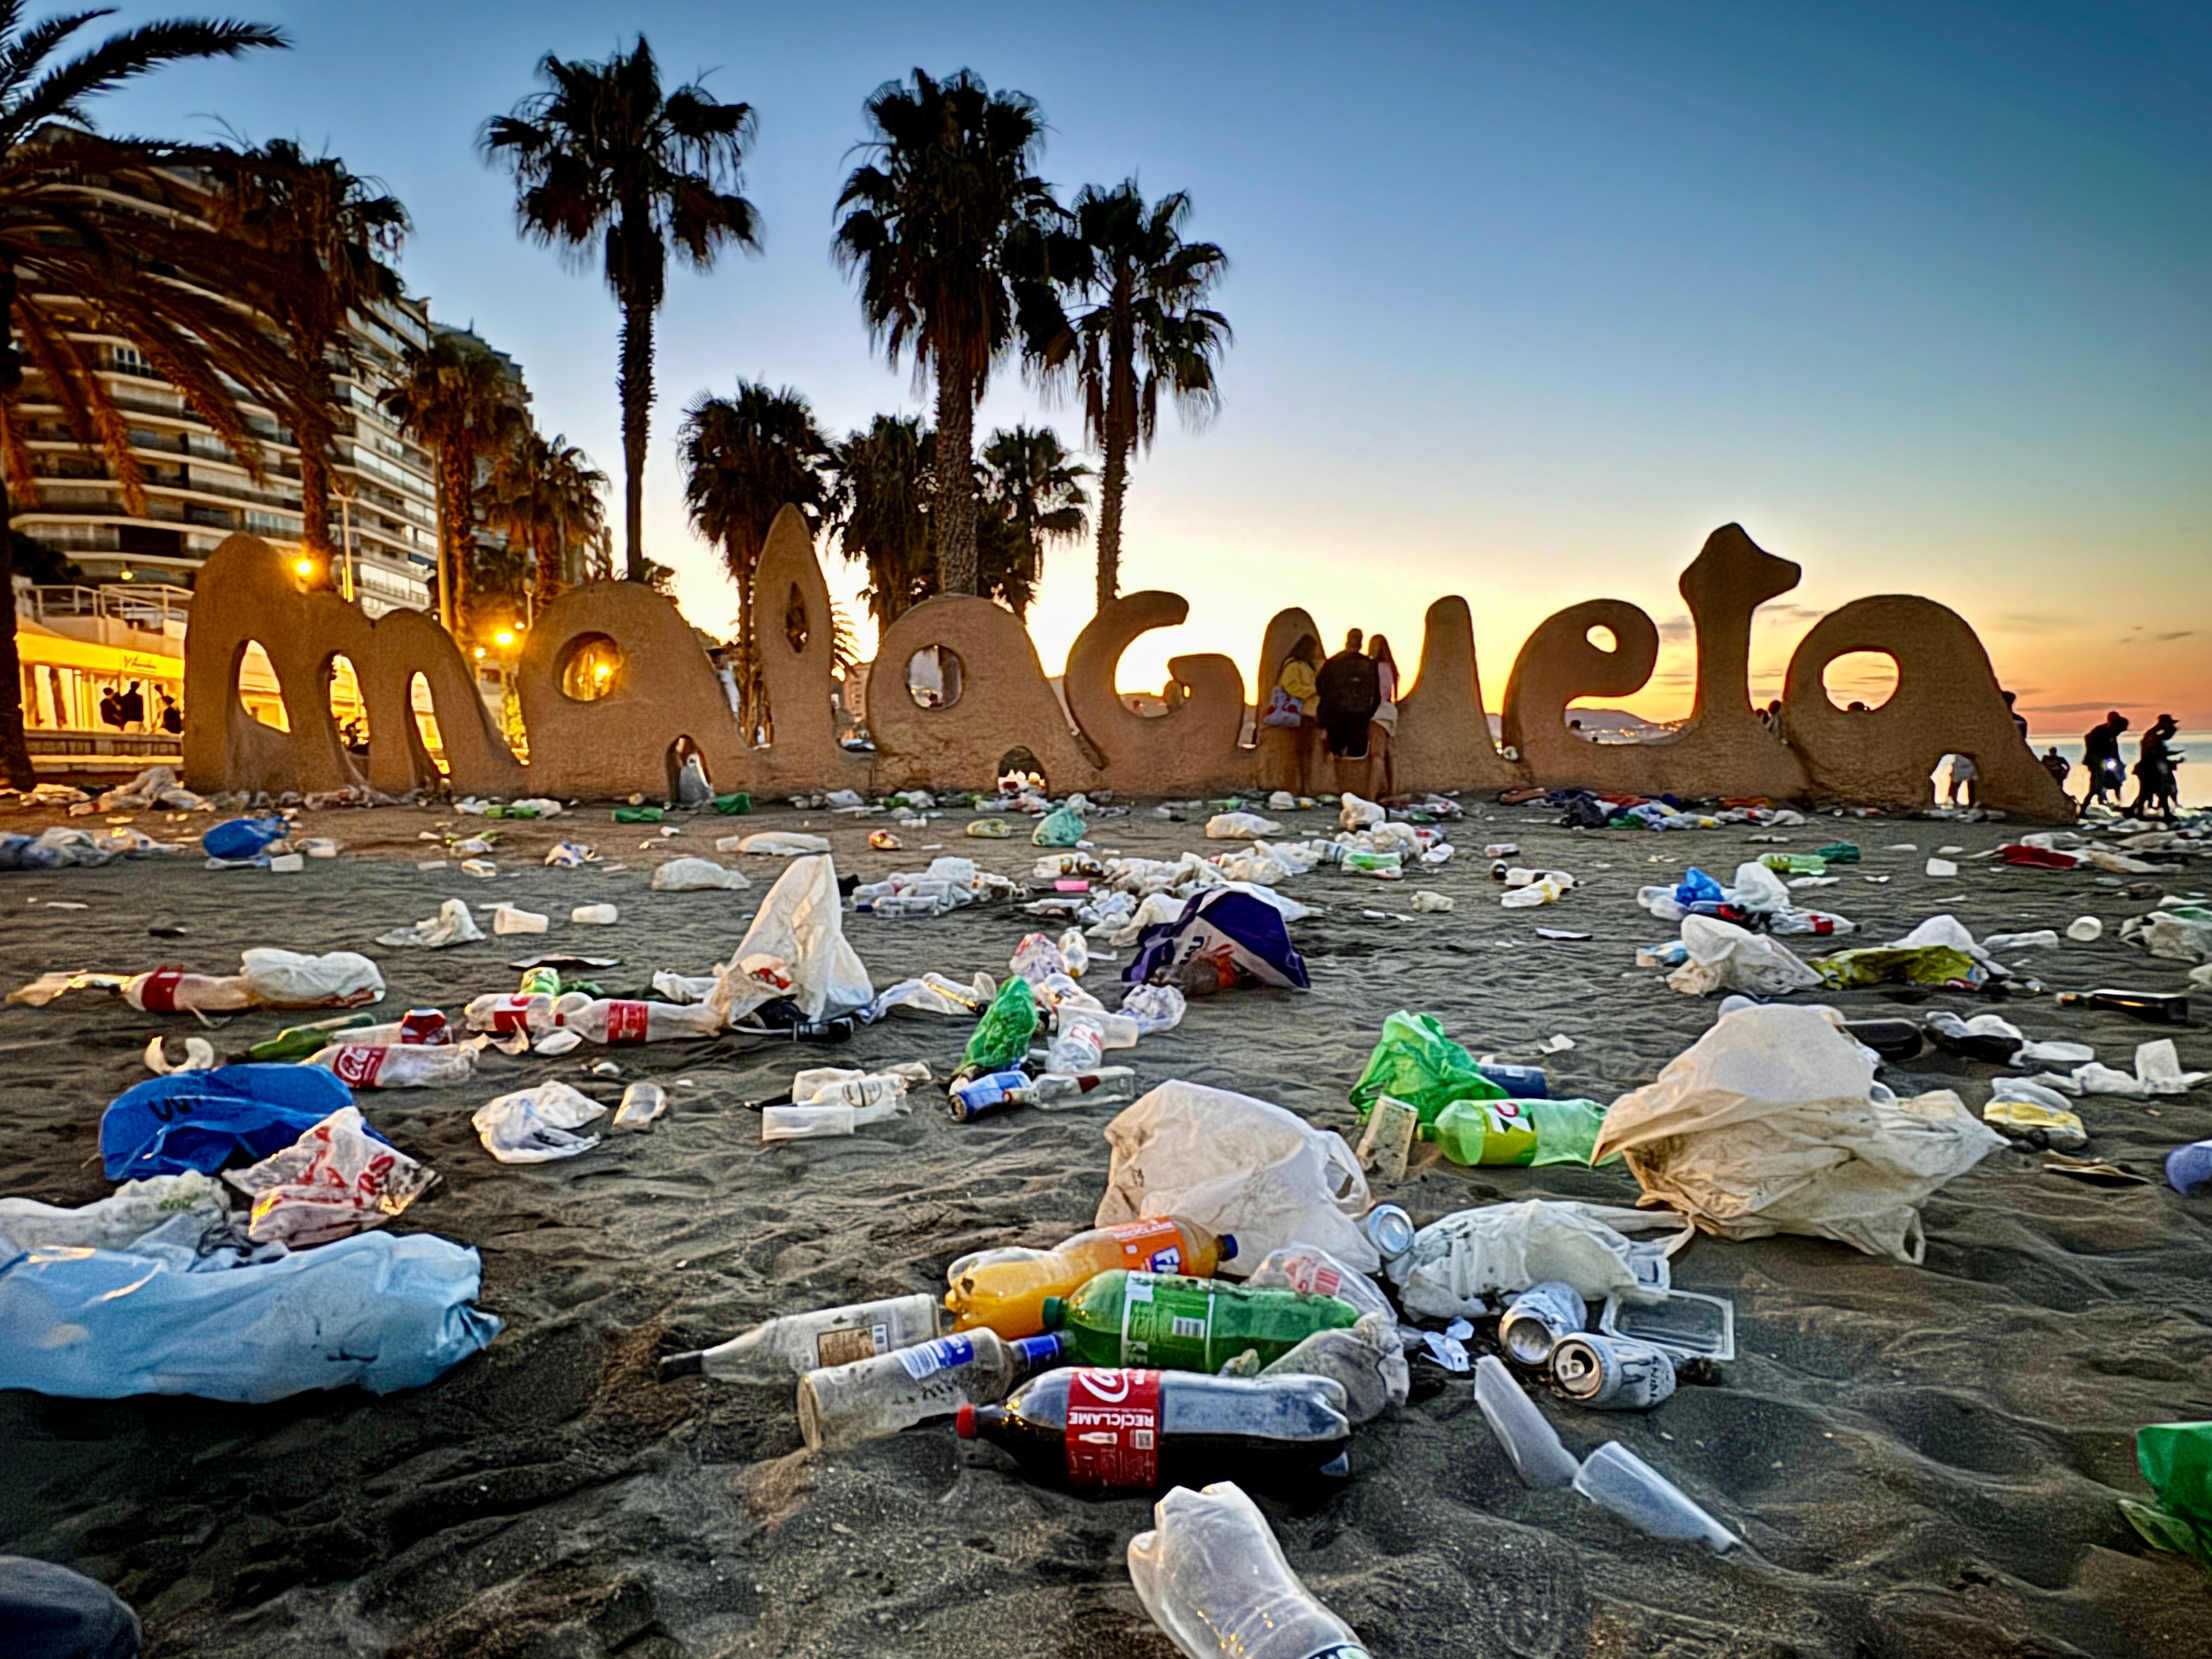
[182,510,2073,819]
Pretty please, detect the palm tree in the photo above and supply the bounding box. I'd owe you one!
[483,37,759,584]
[678,380,831,727]
[833,68,1053,599]
[827,414,934,628]
[980,424,1087,620]
[380,330,524,635]
[0,7,293,788]
[1024,181,1229,610]
[210,137,408,564]
[479,424,607,616]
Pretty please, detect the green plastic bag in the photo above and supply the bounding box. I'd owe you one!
[2122,1421,2212,1566]
[1810,945,1982,989]
[960,977,1039,1077]
[1349,1011,1504,1128]
[1432,1096,1609,1167]
[613,805,663,823]
[1814,841,1861,864]
[712,792,752,815]
[1032,807,1086,847]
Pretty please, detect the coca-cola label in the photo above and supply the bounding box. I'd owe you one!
[139,968,184,1012]
[604,1001,651,1044]
[399,1009,450,1045]
[895,1335,975,1381]
[1064,1368,1160,1489]
[1107,1216,1186,1276]
[489,995,534,1034]
[325,1044,387,1086]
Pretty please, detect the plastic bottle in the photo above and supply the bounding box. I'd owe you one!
[947,1218,1238,1338]
[517,966,563,997]
[760,1099,909,1142]
[798,1330,1068,1452]
[245,1011,376,1062]
[1430,1097,1605,1167]
[657,1292,949,1380]
[2056,989,2188,1024]
[1058,928,1090,978]
[1043,1271,1359,1371]
[797,1073,909,1109]
[1476,1062,1549,1098]
[1046,1019,1107,1074]
[956,977,1039,1082]
[306,1042,478,1089]
[614,1080,667,1126]
[562,998,726,1043]
[464,991,561,1034]
[123,968,252,1013]
[958,1369,1352,1491]
[947,1068,1136,1122]
[1127,1481,1370,1659]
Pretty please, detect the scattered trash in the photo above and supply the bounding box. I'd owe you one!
[652,856,752,891]
[101,1064,360,1180]
[1128,1481,1367,1654]
[472,1081,607,1162]
[800,1328,1067,1452]
[1575,1441,1738,1551]
[2068,915,2105,942]
[376,898,485,949]
[223,1105,435,1245]
[659,1293,946,1380]
[614,1080,668,1127]
[571,903,620,926]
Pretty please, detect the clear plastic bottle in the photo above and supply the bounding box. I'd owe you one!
[562,997,726,1043]
[657,1292,949,1381]
[464,991,560,1034]
[798,1330,1068,1451]
[795,1073,909,1109]
[123,968,252,1013]
[947,1068,1136,1122]
[1045,1019,1106,1074]
[947,1217,1238,1338]
[1127,1481,1370,1658]
[614,1080,667,1126]
[306,1042,478,1088]
[957,1369,1352,1491]
[760,1098,908,1142]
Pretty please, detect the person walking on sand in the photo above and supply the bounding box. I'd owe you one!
[1942,752,1978,807]
[1365,634,1400,799]
[1316,628,1381,773]
[1268,634,1323,794]
[2083,712,2129,807]
[2129,714,2181,823]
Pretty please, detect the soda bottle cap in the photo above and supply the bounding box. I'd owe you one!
[954,1403,978,1438]
[1217,1233,1237,1261]
[1040,1296,1066,1330]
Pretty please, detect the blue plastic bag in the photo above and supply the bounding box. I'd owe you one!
[1674,867,1726,907]
[101,1064,366,1180]
[202,815,289,861]
[0,1229,500,1401]
[1124,888,1311,990]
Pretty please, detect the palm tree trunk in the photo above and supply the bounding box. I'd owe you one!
[297,408,334,562]
[1096,430,1128,613]
[0,266,33,789]
[734,549,754,736]
[444,445,473,638]
[618,298,652,584]
[934,360,977,595]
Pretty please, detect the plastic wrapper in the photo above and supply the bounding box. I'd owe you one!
[224,1105,435,1245]
[472,1081,607,1163]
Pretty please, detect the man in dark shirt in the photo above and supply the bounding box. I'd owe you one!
[1315,628,1381,760]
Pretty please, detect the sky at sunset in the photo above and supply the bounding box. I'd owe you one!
[95,0,2211,735]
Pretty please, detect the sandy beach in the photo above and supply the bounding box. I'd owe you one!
[4,794,2211,1658]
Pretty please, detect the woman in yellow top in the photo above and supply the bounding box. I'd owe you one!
[1272,634,1323,793]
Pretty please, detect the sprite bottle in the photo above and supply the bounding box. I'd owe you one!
[1431,1096,1607,1167]
[1041,1271,1357,1372]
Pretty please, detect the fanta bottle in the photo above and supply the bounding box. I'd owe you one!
[947,1218,1238,1339]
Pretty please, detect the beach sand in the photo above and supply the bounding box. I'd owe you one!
[3,796,2211,1657]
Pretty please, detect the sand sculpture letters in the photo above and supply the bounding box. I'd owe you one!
[183,512,2073,817]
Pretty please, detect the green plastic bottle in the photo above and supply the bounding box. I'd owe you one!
[712,792,752,815]
[956,977,1037,1081]
[1431,1096,1607,1167]
[613,805,664,823]
[1813,841,1861,864]
[246,1012,375,1063]
[1041,1271,1358,1371]
[1759,853,1827,876]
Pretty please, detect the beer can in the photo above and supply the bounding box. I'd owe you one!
[1363,1203,1416,1262]
[1550,1333,1677,1410]
[1497,1281,1586,1368]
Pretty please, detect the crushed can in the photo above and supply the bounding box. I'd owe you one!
[1550,1332,1677,1410]
[1498,1281,1586,1368]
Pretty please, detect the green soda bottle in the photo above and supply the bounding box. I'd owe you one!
[1813,841,1860,864]
[1431,1096,1608,1167]
[956,977,1037,1082]
[1041,1271,1358,1371]
[246,1011,375,1063]
[1342,850,1401,873]
[1759,853,1827,876]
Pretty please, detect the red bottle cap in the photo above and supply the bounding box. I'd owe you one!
[954,1403,977,1438]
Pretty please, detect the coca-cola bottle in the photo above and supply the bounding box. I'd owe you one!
[306,1042,478,1088]
[124,967,252,1012]
[561,998,725,1043]
[956,1368,1351,1491]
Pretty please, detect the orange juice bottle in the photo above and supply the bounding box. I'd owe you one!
[947,1217,1237,1339]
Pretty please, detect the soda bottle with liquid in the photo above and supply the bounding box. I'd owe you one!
[1043,1271,1358,1371]
[947,1218,1238,1338]
[2056,989,2189,1025]
[956,1368,1352,1491]
[1430,1096,1606,1167]
[1128,1481,1371,1658]
[798,1330,1068,1451]
[246,1011,376,1062]
[658,1293,948,1381]
[562,997,726,1043]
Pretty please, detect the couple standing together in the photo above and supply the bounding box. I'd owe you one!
[1269,629,1399,797]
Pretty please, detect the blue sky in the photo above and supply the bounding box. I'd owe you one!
[91,0,2212,730]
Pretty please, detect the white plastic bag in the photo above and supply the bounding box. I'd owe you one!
[223,1107,435,1246]
[376,898,485,949]
[472,1081,607,1163]
[652,856,753,892]
[0,1171,227,1252]
[1338,792,1386,831]
[1666,915,1822,997]
[1728,860,1792,914]
[709,854,874,1023]
[1097,1081,1379,1274]
[239,947,385,1007]
[1594,1004,2002,1261]
[1204,812,1283,840]
[1389,1199,1690,1317]
[739,831,831,856]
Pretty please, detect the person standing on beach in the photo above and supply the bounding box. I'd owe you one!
[2129,714,2181,822]
[2040,747,2071,789]
[2002,690,2030,744]
[1269,635,1323,793]
[1365,634,1400,799]
[2083,712,2129,806]
[1316,628,1381,770]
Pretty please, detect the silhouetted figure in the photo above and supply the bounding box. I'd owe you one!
[2130,714,2181,823]
[1366,634,1400,798]
[97,687,123,730]
[1270,634,1324,794]
[2001,690,2029,742]
[2083,712,2130,806]
[116,680,144,730]
[2040,747,2071,789]
[1316,628,1380,761]
[158,694,183,736]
